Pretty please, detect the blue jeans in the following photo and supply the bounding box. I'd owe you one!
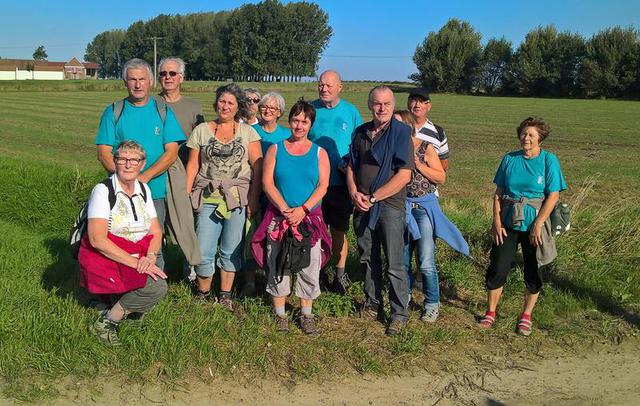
[354,204,409,322]
[404,206,439,308]
[195,203,245,277]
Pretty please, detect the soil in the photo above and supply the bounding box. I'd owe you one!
[6,338,640,405]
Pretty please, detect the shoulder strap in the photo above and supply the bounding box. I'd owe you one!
[101,178,117,209]
[112,98,126,125]
[434,124,446,141]
[137,180,148,202]
[151,95,167,124]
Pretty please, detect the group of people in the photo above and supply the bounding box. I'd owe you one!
[77,57,566,346]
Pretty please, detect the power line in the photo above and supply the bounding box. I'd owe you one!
[323,54,412,59]
[0,43,85,49]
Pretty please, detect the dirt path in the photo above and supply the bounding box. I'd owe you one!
[9,338,640,405]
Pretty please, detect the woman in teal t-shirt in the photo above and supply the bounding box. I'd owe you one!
[479,117,567,336]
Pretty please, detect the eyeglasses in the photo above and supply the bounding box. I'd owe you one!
[259,105,279,112]
[247,98,260,104]
[159,71,179,78]
[114,157,144,166]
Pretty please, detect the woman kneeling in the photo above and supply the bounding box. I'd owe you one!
[79,141,167,346]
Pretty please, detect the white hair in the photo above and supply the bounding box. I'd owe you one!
[259,92,286,114]
[122,58,154,83]
[159,57,186,76]
[367,85,395,109]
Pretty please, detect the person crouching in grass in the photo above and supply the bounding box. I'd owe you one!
[79,141,167,346]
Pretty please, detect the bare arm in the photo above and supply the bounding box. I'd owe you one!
[346,163,370,212]
[138,142,179,184]
[492,187,507,245]
[247,140,263,218]
[530,191,560,246]
[440,158,449,172]
[415,143,446,185]
[185,147,200,193]
[370,168,412,201]
[262,145,289,213]
[97,145,116,173]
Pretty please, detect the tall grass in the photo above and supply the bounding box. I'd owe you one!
[0,86,638,400]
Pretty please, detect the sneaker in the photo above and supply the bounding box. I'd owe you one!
[92,311,122,347]
[332,273,351,295]
[275,314,289,333]
[420,306,439,323]
[385,319,407,337]
[299,314,319,335]
[218,295,234,312]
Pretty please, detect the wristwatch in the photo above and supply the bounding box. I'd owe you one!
[369,195,378,204]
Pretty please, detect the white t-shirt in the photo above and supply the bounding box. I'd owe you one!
[415,119,450,160]
[87,175,157,243]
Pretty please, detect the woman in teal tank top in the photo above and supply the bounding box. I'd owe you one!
[261,100,330,334]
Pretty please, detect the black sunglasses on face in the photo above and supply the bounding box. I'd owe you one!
[247,98,260,104]
[159,71,179,77]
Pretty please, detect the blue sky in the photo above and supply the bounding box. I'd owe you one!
[1,0,638,81]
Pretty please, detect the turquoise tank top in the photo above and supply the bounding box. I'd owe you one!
[273,140,320,208]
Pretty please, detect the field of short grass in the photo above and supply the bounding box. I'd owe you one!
[0,81,638,401]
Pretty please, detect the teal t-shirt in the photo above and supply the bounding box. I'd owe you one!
[308,98,362,186]
[95,98,185,199]
[493,149,567,231]
[252,123,290,156]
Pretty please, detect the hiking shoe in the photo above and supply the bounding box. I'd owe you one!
[332,273,351,295]
[92,311,122,347]
[385,319,407,337]
[319,271,332,292]
[420,306,439,323]
[194,289,214,303]
[275,314,289,333]
[299,315,319,335]
[360,303,382,321]
[218,295,234,312]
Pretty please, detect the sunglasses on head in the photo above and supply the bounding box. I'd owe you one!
[159,71,179,77]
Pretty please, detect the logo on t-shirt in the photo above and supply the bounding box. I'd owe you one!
[155,126,161,136]
[342,122,348,132]
[537,176,544,185]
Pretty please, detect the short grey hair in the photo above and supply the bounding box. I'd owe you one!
[244,88,261,99]
[259,92,286,115]
[215,83,248,121]
[367,85,395,110]
[115,140,146,160]
[158,57,186,76]
[122,58,154,83]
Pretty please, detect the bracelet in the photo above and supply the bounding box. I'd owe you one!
[302,205,310,215]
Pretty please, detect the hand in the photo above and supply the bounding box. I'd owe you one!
[529,221,544,246]
[350,191,371,212]
[492,222,508,246]
[283,207,306,227]
[137,172,151,184]
[136,255,167,280]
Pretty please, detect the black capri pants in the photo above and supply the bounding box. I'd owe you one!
[485,228,543,294]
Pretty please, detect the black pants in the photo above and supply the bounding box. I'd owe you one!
[485,228,543,294]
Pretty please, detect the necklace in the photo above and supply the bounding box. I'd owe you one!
[213,120,237,143]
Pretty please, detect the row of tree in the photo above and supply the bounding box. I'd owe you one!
[412,19,640,99]
[84,0,332,82]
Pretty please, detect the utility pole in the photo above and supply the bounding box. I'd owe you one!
[146,36,164,88]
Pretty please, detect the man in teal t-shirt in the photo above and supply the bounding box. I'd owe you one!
[308,70,363,294]
[95,58,185,270]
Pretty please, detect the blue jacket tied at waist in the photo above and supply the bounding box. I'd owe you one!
[405,194,470,257]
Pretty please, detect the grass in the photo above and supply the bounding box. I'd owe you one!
[0,81,639,400]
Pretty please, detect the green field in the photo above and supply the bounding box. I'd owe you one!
[0,81,639,401]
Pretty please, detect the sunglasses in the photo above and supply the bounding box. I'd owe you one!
[247,98,260,104]
[159,71,179,77]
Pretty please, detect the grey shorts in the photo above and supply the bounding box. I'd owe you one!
[265,219,322,300]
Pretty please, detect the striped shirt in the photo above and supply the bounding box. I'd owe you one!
[415,120,449,160]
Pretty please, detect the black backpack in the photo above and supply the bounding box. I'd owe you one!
[69,178,147,259]
[275,222,313,283]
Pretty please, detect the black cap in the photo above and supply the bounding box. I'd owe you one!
[408,89,431,101]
